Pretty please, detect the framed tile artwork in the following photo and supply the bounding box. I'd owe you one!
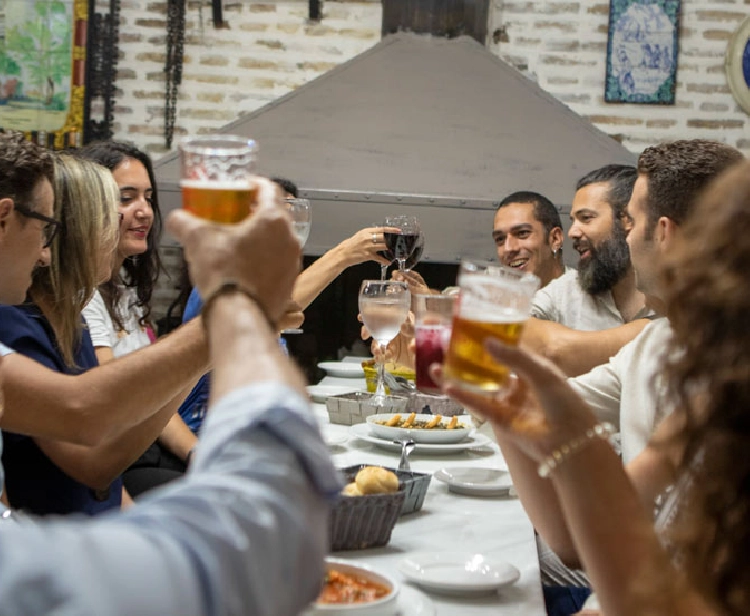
[726,16,750,116]
[605,0,681,104]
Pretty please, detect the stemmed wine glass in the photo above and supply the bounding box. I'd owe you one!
[403,230,424,272]
[281,199,312,336]
[287,198,312,247]
[384,216,420,272]
[358,280,411,404]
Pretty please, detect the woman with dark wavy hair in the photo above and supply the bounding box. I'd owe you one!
[441,159,750,616]
[80,142,197,498]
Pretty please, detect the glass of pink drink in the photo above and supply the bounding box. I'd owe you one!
[414,294,456,394]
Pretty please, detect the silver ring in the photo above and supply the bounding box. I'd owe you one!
[371,233,378,244]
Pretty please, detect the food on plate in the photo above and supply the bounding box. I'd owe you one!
[341,466,398,496]
[316,568,391,604]
[375,414,467,430]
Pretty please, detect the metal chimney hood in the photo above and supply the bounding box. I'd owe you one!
[154,33,635,263]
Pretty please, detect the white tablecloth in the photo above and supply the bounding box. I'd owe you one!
[313,373,545,615]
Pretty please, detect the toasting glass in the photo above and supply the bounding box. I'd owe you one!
[358,280,411,404]
[384,216,420,272]
[287,198,312,247]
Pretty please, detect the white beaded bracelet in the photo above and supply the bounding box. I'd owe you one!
[537,422,616,478]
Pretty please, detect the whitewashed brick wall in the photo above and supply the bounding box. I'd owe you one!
[110,0,749,316]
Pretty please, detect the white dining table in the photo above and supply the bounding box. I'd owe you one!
[312,371,546,615]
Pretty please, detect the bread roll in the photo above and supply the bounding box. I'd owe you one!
[355,466,399,495]
[342,482,362,497]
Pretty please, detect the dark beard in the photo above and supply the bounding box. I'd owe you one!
[577,223,631,295]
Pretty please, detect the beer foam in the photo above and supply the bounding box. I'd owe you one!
[180,179,251,190]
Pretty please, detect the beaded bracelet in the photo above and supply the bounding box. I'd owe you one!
[537,422,616,478]
[200,280,277,333]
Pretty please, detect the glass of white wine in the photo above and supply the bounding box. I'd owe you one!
[287,198,312,247]
[358,280,411,404]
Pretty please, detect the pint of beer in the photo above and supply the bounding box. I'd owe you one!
[179,136,257,223]
[443,260,539,393]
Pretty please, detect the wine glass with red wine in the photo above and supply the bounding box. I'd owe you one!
[374,222,395,280]
[403,231,424,272]
[384,216,420,272]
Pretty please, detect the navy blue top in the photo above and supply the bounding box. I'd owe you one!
[177,288,290,435]
[0,303,122,515]
[177,288,209,435]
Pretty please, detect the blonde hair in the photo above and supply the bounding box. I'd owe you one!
[30,154,119,367]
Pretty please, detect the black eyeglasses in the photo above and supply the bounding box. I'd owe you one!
[13,202,62,249]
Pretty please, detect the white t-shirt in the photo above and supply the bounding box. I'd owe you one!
[83,288,152,358]
[569,318,674,464]
[532,268,655,330]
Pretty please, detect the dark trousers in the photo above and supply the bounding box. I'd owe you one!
[122,441,187,498]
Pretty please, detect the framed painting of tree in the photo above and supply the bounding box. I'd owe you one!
[0,0,88,149]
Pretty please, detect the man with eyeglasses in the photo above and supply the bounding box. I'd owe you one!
[0,132,338,614]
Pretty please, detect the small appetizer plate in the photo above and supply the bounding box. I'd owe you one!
[398,552,520,595]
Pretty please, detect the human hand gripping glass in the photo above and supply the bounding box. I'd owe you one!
[442,260,539,394]
[358,280,411,405]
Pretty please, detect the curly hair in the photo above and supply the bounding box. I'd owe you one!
[638,140,744,236]
[77,141,163,331]
[0,130,54,205]
[661,159,750,616]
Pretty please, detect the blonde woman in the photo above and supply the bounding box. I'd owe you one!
[0,155,177,515]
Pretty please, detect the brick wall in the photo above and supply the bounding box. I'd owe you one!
[488,0,749,154]
[109,0,749,316]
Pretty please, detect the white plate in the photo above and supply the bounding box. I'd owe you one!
[433,467,512,496]
[350,423,491,455]
[318,361,366,378]
[398,553,520,595]
[322,430,349,447]
[307,384,360,403]
[394,586,435,615]
[305,558,399,615]
[366,413,472,444]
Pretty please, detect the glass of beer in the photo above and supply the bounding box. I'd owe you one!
[414,293,456,395]
[179,135,258,223]
[443,260,539,393]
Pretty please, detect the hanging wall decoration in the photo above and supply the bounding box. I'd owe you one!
[725,16,750,116]
[605,0,681,104]
[0,0,89,148]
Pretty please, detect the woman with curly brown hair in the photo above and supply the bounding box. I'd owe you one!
[440,157,750,615]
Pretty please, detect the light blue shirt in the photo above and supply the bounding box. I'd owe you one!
[0,382,341,615]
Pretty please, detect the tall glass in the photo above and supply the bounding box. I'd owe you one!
[384,216,420,272]
[358,280,411,404]
[443,260,539,393]
[287,198,312,247]
[414,293,456,394]
[179,135,258,223]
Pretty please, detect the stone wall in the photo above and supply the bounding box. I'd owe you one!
[108,0,749,316]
